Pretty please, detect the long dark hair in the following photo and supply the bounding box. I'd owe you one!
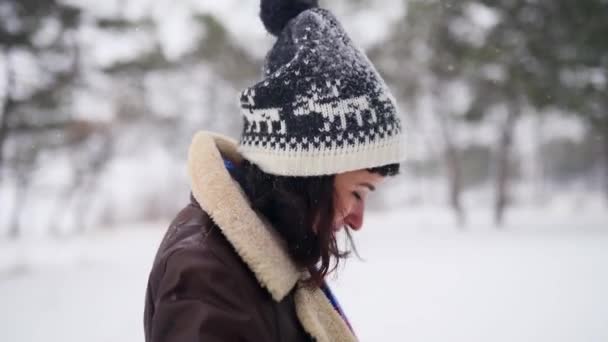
[229,159,399,287]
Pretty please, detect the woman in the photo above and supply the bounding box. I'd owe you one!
[144,0,406,341]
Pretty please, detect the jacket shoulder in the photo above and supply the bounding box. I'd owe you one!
[148,203,268,301]
[144,203,278,341]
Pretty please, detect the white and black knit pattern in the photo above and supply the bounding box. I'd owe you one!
[238,7,406,176]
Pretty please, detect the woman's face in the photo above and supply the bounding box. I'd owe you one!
[332,170,385,233]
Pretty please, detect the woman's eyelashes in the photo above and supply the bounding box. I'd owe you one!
[352,191,362,201]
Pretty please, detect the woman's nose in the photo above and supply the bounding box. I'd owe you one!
[344,209,364,231]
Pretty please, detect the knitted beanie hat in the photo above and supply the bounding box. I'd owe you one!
[237,0,406,176]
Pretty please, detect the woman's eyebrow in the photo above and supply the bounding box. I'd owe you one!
[358,182,376,191]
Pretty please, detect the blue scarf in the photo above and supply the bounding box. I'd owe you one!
[321,282,354,333]
[224,158,237,173]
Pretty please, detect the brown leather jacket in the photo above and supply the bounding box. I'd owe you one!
[144,197,311,341]
[144,131,358,342]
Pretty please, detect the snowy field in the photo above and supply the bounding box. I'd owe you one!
[1,206,607,342]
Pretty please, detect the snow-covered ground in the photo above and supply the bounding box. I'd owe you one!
[1,207,607,342]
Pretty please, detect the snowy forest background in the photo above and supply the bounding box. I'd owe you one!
[1,1,607,341]
[1,0,607,235]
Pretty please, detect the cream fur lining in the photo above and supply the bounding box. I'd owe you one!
[295,286,359,342]
[187,131,300,300]
[187,131,358,342]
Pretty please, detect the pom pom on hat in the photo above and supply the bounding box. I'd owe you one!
[260,0,319,36]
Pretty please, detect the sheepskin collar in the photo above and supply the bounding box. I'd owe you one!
[187,131,358,342]
[187,131,301,301]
